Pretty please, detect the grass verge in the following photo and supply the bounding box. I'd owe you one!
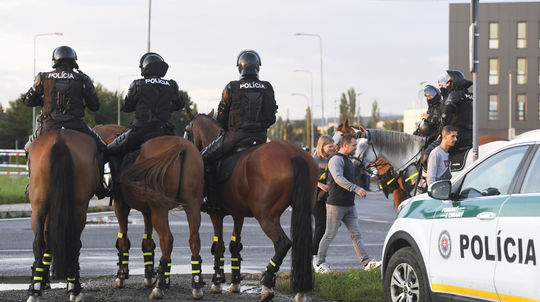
[277,269,384,302]
[0,175,29,204]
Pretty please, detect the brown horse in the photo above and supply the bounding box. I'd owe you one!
[94,124,204,300]
[185,112,317,302]
[26,129,99,302]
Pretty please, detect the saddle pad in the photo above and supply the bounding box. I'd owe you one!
[216,148,251,184]
[449,148,470,172]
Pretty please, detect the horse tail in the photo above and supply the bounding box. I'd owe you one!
[48,136,78,279]
[120,143,183,209]
[290,156,314,293]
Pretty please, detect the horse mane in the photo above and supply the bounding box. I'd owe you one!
[368,129,425,167]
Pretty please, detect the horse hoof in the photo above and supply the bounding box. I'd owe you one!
[26,294,40,302]
[261,285,274,301]
[69,292,84,302]
[229,282,241,293]
[149,288,164,299]
[210,283,222,293]
[294,292,306,302]
[144,277,154,288]
[115,277,125,288]
[192,288,204,300]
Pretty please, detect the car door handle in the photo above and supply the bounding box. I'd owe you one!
[476,212,496,220]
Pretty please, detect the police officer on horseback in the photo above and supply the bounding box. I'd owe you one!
[107,52,185,194]
[414,84,442,145]
[201,50,278,212]
[22,45,109,198]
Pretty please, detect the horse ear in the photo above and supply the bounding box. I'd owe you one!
[208,109,215,118]
[357,126,368,138]
[344,119,349,127]
[186,106,193,120]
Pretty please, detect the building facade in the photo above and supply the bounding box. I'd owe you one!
[450,2,540,138]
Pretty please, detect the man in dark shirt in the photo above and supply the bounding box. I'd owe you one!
[314,133,381,273]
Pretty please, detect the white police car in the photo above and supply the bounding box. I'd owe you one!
[382,130,540,302]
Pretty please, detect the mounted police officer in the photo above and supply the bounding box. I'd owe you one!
[421,70,473,173]
[107,52,184,193]
[22,45,108,198]
[201,50,278,212]
[414,85,442,145]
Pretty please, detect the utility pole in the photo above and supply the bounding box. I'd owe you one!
[470,0,479,161]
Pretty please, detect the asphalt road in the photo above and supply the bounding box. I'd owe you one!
[0,190,397,282]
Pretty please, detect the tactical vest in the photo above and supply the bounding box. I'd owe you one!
[446,91,473,134]
[131,78,178,126]
[42,70,85,120]
[227,79,276,132]
[326,153,356,207]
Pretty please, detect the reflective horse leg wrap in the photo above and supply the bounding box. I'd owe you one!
[211,236,225,285]
[66,273,82,297]
[27,252,52,296]
[260,257,281,288]
[116,232,130,279]
[191,255,206,289]
[229,235,243,284]
[142,233,155,281]
[156,256,171,290]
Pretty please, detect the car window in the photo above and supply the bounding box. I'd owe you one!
[459,146,529,199]
[521,146,540,193]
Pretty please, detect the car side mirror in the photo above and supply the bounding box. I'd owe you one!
[428,180,452,200]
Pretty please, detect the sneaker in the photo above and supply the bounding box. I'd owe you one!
[314,262,332,274]
[312,255,318,269]
[364,260,382,271]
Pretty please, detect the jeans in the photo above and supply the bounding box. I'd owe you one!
[317,204,371,266]
[312,198,327,255]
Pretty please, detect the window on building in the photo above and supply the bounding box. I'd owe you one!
[517,94,527,121]
[517,22,527,48]
[489,95,499,120]
[517,58,527,85]
[489,58,499,85]
[489,22,499,49]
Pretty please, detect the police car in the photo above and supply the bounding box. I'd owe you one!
[382,130,540,302]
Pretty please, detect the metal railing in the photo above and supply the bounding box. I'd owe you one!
[0,149,28,175]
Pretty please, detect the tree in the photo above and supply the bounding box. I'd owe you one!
[169,90,198,137]
[0,96,33,149]
[338,88,360,125]
[369,100,380,129]
[383,120,404,132]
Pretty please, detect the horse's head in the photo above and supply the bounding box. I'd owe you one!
[185,112,222,151]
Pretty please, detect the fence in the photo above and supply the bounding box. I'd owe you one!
[0,149,28,175]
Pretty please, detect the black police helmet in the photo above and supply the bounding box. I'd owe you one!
[237,50,261,78]
[52,46,78,69]
[444,70,466,92]
[139,52,169,77]
[417,119,436,137]
[423,85,441,103]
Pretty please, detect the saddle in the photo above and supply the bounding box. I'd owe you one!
[449,147,470,172]
[216,139,264,184]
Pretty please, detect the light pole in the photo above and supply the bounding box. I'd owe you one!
[294,33,325,129]
[292,93,313,152]
[117,74,138,125]
[33,32,63,132]
[356,92,363,126]
[147,0,152,52]
[294,69,314,150]
[508,71,515,140]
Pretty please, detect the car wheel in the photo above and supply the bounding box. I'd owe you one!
[384,247,430,302]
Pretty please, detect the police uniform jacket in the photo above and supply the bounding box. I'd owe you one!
[22,66,99,121]
[122,77,184,127]
[441,79,473,140]
[217,75,277,133]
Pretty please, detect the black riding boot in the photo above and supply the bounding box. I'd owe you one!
[202,164,219,213]
[95,151,109,199]
[201,134,224,162]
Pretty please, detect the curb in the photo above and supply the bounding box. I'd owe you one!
[0,199,112,219]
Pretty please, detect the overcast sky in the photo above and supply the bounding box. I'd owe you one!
[0,0,531,121]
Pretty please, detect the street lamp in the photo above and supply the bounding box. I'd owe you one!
[117,74,138,125]
[292,93,313,152]
[147,0,152,52]
[294,33,325,129]
[294,70,314,151]
[33,32,63,132]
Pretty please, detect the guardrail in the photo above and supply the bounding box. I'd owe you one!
[0,149,28,175]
